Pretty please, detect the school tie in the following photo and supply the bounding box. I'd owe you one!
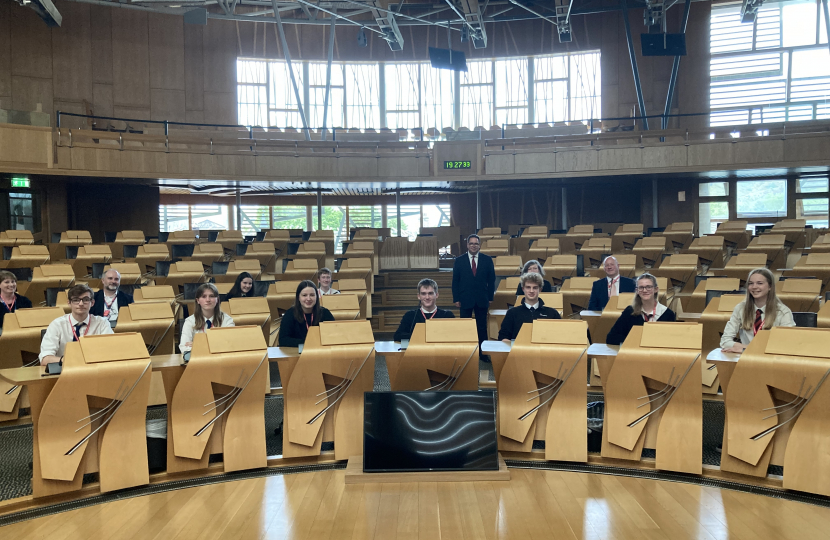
[206,320,213,329]
[73,323,85,342]
[471,256,477,277]
[753,309,763,334]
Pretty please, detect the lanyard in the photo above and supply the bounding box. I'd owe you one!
[1,295,15,313]
[68,315,91,341]
[608,276,619,297]
[421,308,437,320]
[103,294,116,316]
[643,303,657,322]
[305,313,314,330]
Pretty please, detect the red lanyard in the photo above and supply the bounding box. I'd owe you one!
[421,308,437,320]
[608,276,619,297]
[68,315,91,341]
[103,294,116,316]
[305,313,314,330]
[643,304,657,322]
[1,295,15,312]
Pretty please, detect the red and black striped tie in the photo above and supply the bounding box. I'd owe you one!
[753,309,763,334]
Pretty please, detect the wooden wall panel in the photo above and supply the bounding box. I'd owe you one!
[51,2,92,103]
[67,183,160,241]
[10,7,52,78]
[148,13,185,91]
[0,2,11,106]
[203,92,235,125]
[203,19,236,95]
[150,89,186,122]
[183,24,205,113]
[89,5,113,85]
[92,83,114,117]
[111,10,150,108]
[11,76,53,115]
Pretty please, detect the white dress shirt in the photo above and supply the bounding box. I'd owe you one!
[179,313,236,352]
[524,300,540,311]
[720,301,795,348]
[39,313,114,361]
[319,287,340,295]
[101,292,119,321]
[468,252,479,266]
[641,302,668,321]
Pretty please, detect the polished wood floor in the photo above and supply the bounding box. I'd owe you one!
[5,468,830,539]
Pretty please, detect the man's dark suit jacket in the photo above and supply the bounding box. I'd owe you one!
[586,276,637,311]
[451,252,496,309]
[89,289,134,317]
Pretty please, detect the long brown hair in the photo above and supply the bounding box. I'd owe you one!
[631,273,659,316]
[741,268,780,331]
[194,283,224,331]
[292,280,322,324]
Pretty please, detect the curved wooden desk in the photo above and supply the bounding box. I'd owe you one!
[602,323,703,474]
[168,326,269,474]
[114,301,176,355]
[719,327,830,496]
[386,318,479,392]
[493,320,589,461]
[280,321,375,460]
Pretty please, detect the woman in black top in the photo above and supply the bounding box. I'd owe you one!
[515,260,553,295]
[226,272,255,299]
[278,280,335,347]
[605,273,676,345]
[0,270,32,328]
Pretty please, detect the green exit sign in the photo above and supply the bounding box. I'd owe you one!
[11,178,30,188]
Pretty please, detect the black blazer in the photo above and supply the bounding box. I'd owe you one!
[587,276,637,311]
[278,307,335,347]
[89,290,133,317]
[605,305,677,345]
[451,252,496,309]
[498,298,561,341]
[394,308,455,342]
[0,293,33,328]
[516,280,553,295]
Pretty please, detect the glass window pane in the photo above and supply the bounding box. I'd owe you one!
[494,58,528,126]
[191,205,230,231]
[272,206,308,229]
[239,206,270,235]
[386,204,421,240]
[570,52,601,122]
[345,64,380,129]
[386,64,420,130]
[307,63,344,129]
[699,201,729,235]
[9,192,36,232]
[797,198,829,228]
[159,204,189,232]
[797,178,829,193]
[422,65,455,131]
[311,206,347,253]
[348,206,383,229]
[461,60,494,129]
[699,182,729,197]
[268,61,304,128]
[782,0,817,48]
[736,180,787,218]
[421,204,452,228]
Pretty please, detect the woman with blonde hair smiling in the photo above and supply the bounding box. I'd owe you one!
[180,283,235,353]
[720,267,795,353]
[606,273,676,345]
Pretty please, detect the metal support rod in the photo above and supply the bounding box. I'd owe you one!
[236,188,242,231]
[652,178,659,228]
[273,0,311,141]
[621,0,649,130]
[476,183,481,230]
[321,10,336,141]
[396,188,402,237]
[663,0,692,130]
[823,0,830,57]
[317,185,323,230]
[561,187,568,230]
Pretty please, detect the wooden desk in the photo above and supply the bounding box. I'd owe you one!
[587,343,619,385]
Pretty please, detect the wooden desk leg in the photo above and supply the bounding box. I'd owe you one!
[29,379,81,499]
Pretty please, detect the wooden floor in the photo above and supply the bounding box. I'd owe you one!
[5,468,830,539]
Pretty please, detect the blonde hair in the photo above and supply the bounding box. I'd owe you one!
[520,272,544,289]
[194,283,225,331]
[631,273,658,316]
[741,268,780,331]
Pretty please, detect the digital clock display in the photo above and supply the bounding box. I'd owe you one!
[443,161,472,170]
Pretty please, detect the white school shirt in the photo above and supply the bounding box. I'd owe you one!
[179,313,236,352]
[39,313,114,361]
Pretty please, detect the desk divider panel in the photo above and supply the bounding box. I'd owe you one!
[497,319,588,461]
[36,333,152,496]
[283,321,375,460]
[602,323,703,474]
[115,301,176,355]
[722,327,830,495]
[321,293,361,320]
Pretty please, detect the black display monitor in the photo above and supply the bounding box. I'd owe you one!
[363,391,498,473]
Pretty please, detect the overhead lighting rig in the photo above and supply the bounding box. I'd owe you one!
[741,0,764,23]
[456,0,488,49]
[643,0,665,32]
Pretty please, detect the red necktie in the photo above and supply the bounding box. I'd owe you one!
[753,309,763,335]
[471,256,477,277]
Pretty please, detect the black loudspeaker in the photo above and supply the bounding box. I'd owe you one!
[183,8,207,25]
[428,47,468,71]
[641,33,687,56]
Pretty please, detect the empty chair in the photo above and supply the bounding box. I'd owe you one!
[792,312,818,328]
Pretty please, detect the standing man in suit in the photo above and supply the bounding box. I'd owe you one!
[587,256,636,311]
[452,234,495,357]
[90,268,134,323]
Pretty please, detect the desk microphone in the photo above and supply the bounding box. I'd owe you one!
[406,299,422,340]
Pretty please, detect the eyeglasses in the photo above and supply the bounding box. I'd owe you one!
[70,297,93,305]
[637,286,655,292]
[468,242,480,246]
